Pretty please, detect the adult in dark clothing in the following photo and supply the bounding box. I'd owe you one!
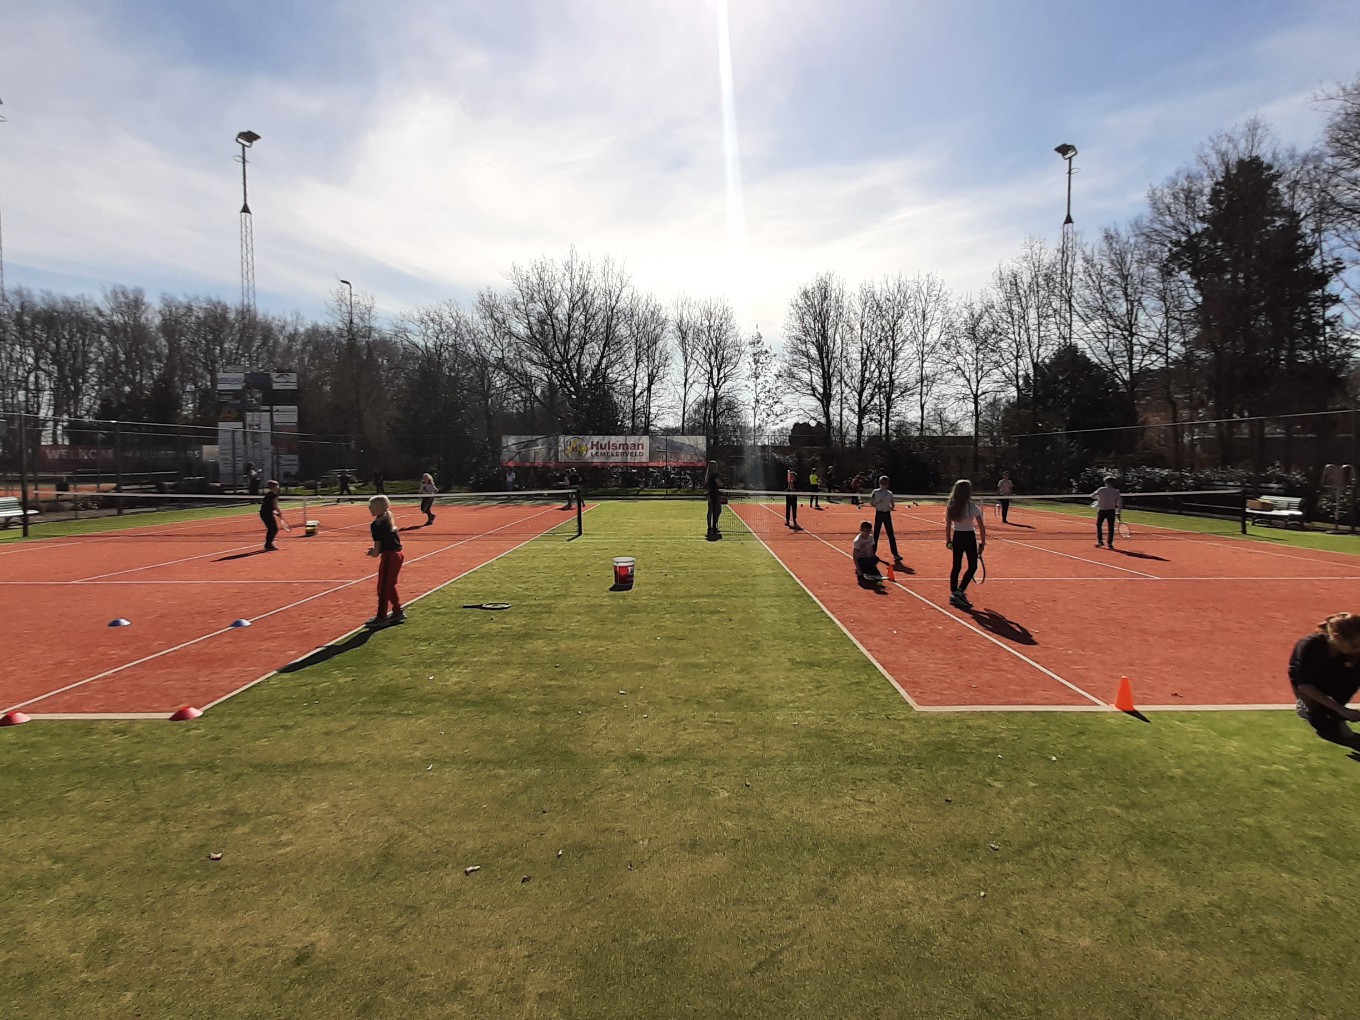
[784,467,800,530]
[705,461,723,539]
[337,470,353,497]
[1290,613,1360,751]
[259,480,284,551]
[372,469,386,495]
[245,462,261,496]
[562,469,583,511]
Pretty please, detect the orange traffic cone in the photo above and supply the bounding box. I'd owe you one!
[1113,676,1136,713]
[886,562,895,582]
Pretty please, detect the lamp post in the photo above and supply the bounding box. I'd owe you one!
[1054,142,1078,347]
[235,130,260,316]
[339,279,355,335]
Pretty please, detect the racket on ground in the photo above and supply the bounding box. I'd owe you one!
[463,602,511,611]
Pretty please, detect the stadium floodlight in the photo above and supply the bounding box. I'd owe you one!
[235,130,261,316]
[1055,142,1079,347]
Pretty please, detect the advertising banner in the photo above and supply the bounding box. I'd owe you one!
[501,435,706,468]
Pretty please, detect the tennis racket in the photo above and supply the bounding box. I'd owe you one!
[463,602,511,611]
[976,550,987,584]
[1117,514,1132,540]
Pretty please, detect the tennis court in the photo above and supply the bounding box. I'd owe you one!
[726,491,1356,712]
[0,492,582,719]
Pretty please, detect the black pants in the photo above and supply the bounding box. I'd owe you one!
[785,494,798,526]
[1296,698,1360,750]
[707,497,722,533]
[999,498,1011,523]
[420,497,435,519]
[873,510,899,558]
[1097,508,1117,545]
[809,484,820,508]
[950,531,979,592]
[855,555,880,578]
[262,515,278,550]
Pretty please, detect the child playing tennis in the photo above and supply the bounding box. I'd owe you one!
[870,475,904,564]
[943,478,986,610]
[1289,612,1360,751]
[259,479,284,551]
[418,472,437,526]
[784,466,801,530]
[366,495,406,628]
[1093,475,1122,549]
[853,521,885,584]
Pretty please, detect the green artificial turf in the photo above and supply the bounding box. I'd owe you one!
[2,501,1358,1018]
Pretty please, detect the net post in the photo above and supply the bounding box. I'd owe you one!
[1239,487,1247,535]
[575,486,583,537]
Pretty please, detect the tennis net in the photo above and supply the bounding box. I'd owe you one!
[20,488,585,540]
[718,487,1246,540]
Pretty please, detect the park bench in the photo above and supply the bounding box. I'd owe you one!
[0,496,38,529]
[1248,495,1305,529]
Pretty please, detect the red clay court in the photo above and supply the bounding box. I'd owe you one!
[730,496,1359,712]
[0,496,579,719]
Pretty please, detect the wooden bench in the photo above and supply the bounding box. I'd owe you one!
[1248,495,1305,529]
[0,496,38,529]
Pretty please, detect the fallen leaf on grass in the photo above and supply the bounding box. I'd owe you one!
[464,865,481,875]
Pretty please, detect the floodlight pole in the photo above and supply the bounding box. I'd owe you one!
[1054,143,1078,348]
[235,131,260,317]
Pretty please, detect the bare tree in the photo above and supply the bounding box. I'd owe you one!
[844,282,882,448]
[478,248,632,433]
[625,294,670,433]
[942,291,1002,472]
[694,297,744,442]
[868,274,912,438]
[671,295,698,433]
[746,327,779,442]
[903,273,952,436]
[1076,224,1161,422]
[779,272,846,438]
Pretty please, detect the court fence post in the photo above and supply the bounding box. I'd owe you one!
[18,411,30,538]
[114,420,124,513]
[1239,487,1247,535]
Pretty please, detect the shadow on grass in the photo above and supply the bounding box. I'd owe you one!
[1122,708,1152,723]
[609,582,634,592]
[966,607,1036,646]
[279,629,375,673]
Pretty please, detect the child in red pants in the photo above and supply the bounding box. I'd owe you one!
[366,495,406,627]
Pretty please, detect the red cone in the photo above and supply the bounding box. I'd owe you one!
[1,711,31,726]
[169,705,203,721]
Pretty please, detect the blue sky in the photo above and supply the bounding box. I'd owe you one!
[1,0,1357,333]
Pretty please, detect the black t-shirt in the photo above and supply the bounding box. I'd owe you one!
[260,491,279,520]
[706,473,721,501]
[371,515,403,553]
[1289,633,1360,704]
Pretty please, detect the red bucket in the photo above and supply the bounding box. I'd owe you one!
[613,557,635,586]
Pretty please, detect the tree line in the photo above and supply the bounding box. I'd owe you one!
[3,76,1359,488]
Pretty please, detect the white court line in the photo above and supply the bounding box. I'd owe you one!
[994,536,1160,578]
[0,578,364,585]
[729,506,921,710]
[21,712,174,721]
[199,506,594,712]
[3,502,574,716]
[750,504,1109,710]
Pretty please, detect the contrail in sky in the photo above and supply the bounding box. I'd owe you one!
[716,0,747,269]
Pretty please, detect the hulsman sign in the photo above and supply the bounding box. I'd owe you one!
[502,435,706,468]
